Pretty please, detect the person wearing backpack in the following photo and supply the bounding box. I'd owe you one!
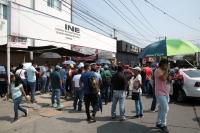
[123,65,133,97]
[100,65,112,105]
[79,63,99,122]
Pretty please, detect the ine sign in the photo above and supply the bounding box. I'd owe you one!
[9,36,27,48]
[8,2,116,52]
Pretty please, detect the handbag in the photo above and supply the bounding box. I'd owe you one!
[132,92,140,100]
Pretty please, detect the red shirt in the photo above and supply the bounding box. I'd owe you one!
[143,67,153,79]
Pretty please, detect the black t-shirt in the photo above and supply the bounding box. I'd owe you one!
[111,72,128,90]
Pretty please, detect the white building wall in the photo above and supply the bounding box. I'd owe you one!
[0,0,72,46]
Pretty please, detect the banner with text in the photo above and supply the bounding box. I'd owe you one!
[9,2,116,52]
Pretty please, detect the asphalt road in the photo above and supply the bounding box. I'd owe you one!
[1,95,200,133]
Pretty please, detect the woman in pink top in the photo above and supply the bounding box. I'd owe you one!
[172,67,183,103]
[154,58,171,133]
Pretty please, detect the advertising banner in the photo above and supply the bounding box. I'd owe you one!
[9,2,116,52]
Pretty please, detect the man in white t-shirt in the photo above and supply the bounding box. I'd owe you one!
[25,61,39,103]
[16,63,28,96]
[40,62,48,94]
[72,68,83,111]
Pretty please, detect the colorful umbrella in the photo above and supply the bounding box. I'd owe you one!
[98,94,103,114]
[62,60,76,65]
[138,39,200,58]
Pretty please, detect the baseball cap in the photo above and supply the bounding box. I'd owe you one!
[133,67,141,72]
[55,65,61,69]
[174,67,179,71]
[124,65,129,69]
[79,62,84,67]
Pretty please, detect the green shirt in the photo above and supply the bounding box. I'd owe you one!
[100,70,112,86]
[50,70,61,89]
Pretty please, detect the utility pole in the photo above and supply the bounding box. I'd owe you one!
[113,29,116,39]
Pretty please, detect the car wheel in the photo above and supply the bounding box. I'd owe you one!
[177,89,187,102]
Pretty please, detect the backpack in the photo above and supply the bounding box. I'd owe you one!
[103,71,111,87]
[88,72,98,94]
[123,70,131,80]
[0,65,7,79]
[141,69,146,80]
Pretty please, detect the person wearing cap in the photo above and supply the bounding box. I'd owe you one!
[123,65,134,97]
[142,63,153,95]
[171,67,183,103]
[131,67,144,119]
[59,66,68,99]
[154,58,171,133]
[50,65,63,109]
[100,65,112,105]
[111,65,128,121]
[79,63,98,122]
[25,61,40,104]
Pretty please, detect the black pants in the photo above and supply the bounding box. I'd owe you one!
[0,81,7,96]
[173,84,182,101]
[84,93,98,119]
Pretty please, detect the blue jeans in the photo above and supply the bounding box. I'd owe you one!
[40,77,47,93]
[21,79,28,95]
[151,83,157,111]
[51,89,60,106]
[135,92,144,115]
[45,76,50,92]
[13,95,26,119]
[111,90,126,120]
[73,87,84,110]
[156,95,169,127]
[143,79,150,94]
[101,86,110,103]
[28,81,36,102]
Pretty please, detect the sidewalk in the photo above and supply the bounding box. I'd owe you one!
[0,91,74,132]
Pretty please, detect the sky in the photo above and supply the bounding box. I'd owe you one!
[73,0,200,48]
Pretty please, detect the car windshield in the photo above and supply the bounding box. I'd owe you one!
[183,70,200,78]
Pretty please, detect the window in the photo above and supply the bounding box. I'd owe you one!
[47,0,62,11]
[3,5,7,20]
[183,70,200,78]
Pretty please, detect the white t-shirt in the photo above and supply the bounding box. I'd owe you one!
[16,69,26,79]
[40,66,47,78]
[132,74,142,93]
[73,74,81,87]
[45,66,50,77]
[11,84,22,100]
[26,66,36,82]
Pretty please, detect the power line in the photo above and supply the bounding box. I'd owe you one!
[130,0,161,36]
[104,0,152,40]
[144,0,200,32]
[118,0,159,36]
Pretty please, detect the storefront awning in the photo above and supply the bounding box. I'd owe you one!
[0,45,90,57]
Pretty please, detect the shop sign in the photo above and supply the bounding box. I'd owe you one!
[9,36,27,48]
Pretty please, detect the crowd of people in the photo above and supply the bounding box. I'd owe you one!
[1,58,186,133]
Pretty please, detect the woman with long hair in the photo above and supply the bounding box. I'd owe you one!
[11,74,29,123]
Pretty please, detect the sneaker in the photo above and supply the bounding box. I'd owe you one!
[11,118,19,123]
[57,105,64,109]
[160,126,169,133]
[111,116,116,119]
[139,114,144,118]
[52,103,57,108]
[25,109,28,117]
[156,123,161,128]
[131,115,140,119]
[120,118,128,121]
[91,115,96,122]
[87,117,91,121]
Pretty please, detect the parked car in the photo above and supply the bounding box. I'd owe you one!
[169,69,200,102]
[149,68,200,102]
